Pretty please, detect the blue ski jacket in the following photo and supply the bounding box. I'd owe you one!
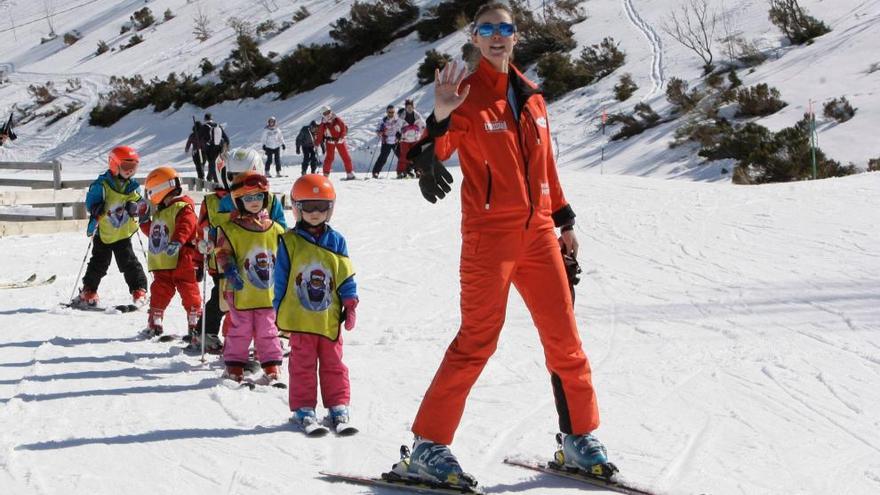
[85,170,142,236]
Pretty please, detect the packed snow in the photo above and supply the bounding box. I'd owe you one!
[0,0,879,494]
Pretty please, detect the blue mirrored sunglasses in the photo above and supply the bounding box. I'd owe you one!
[241,193,265,202]
[474,22,516,38]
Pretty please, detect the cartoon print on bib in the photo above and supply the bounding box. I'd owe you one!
[106,202,130,229]
[243,247,276,290]
[294,262,334,311]
[148,221,170,254]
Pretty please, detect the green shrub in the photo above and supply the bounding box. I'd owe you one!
[63,31,81,45]
[514,9,579,68]
[415,0,483,42]
[700,115,854,183]
[293,6,311,22]
[608,103,661,141]
[164,9,175,22]
[275,43,346,97]
[27,82,57,105]
[330,0,418,61]
[121,34,144,50]
[768,0,830,45]
[868,157,880,172]
[666,77,702,113]
[578,37,625,81]
[199,58,214,76]
[256,19,278,38]
[614,73,638,101]
[822,97,856,123]
[96,40,110,55]
[131,7,155,31]
[735,83,786,117]
[536,52,591,101]
[418,50,452,86]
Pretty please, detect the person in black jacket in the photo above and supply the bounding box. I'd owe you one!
[295,121,324,176]
[185,121,206,180]
[200,113,229,183]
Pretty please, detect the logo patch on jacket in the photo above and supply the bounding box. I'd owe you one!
[541,182,550,195]
[535,116,548,128]
[484,121,508,132]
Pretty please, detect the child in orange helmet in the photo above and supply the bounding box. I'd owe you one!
[214,170,286,384]
[274,174,358,435]
[139,166,201,338]
[73,146,148,308]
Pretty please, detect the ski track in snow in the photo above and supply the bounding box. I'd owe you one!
[622,0,665,99]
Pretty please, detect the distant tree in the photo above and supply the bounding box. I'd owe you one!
[193,3,211,42]
[768,0,830,45]
[614,73,638,101]
[662,0,717,73]
[417,50,452,86]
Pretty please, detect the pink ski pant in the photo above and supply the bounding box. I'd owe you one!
[222,301,283,366]
[288,333,350,410]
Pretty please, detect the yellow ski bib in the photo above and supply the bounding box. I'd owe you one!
[217,221,285,310]
[276,232,355,341]
[97,180,141,244]
[146,200,189,271]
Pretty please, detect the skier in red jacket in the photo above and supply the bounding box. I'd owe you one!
[315,106,356,180]
[390,2,610,490]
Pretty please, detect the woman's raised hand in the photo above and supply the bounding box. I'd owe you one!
[433,61,471,121]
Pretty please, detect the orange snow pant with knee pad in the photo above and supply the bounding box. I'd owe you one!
[411,225,599,445]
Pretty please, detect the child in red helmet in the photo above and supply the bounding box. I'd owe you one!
[73,146,148,308]
[214,170,286,384]
[274,174,359,435]
[140,166,201,338]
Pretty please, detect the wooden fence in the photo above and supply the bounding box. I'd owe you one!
[0,160,207,237]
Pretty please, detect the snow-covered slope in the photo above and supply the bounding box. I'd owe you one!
[0,0,877,178]
[1,2,879,494]
[1,171,878,494]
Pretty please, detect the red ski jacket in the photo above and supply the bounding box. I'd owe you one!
[430,57,575,232]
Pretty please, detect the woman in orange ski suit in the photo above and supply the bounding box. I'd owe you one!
[407,9,600,448]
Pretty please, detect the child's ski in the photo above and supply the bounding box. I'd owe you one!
[503,458,659,495]
[61,302,140,313]
[331,422,358,436]
[136,328,179,343]
[319,471,484,494]
[1,274,56,289]
[289,416,329,437]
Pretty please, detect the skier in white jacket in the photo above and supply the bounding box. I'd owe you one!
[261,116,286,177]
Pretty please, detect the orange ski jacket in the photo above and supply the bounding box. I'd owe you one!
[429,57,575,232]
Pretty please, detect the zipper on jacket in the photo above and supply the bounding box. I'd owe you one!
[518,106,536,229]
[483,161,493,209]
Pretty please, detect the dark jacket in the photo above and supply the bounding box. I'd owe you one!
[295,125,324,154]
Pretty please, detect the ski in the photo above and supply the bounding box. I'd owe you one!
[61,302,141,313]
[503,458,659,495]
[1,274,56,289]
[320,471,484,494]
[331,422,358,436]
[289,416,330,437]
[137,328,179,343]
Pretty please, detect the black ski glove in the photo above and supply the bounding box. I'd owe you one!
[281,144,286,150]
[195,263,205,283]
[407,139,452,203]
[89,201,104,218]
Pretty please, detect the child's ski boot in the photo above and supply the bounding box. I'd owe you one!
[552,432,618,479]
[291,407,329,437]
[328,405,358,436]
[71,286,99,307]
[389,440,480,492]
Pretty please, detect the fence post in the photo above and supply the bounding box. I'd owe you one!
[52,159,63,219]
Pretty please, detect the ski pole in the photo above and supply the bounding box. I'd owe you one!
[199,227,210,363]
[385,145,398,179]
[366,138,379,178]
[135,230,153,284]
[69,234,94,303]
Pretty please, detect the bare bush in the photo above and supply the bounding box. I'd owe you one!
[663,0,717,73]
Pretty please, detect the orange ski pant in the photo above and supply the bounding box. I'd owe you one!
[322,142,353,175]
[411,225,600,445]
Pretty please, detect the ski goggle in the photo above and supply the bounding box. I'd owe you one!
[230,174,269,192]
[241,193,265,203]
[474,22,516,38]
[296,200,332,213]
[118,159,138,172]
